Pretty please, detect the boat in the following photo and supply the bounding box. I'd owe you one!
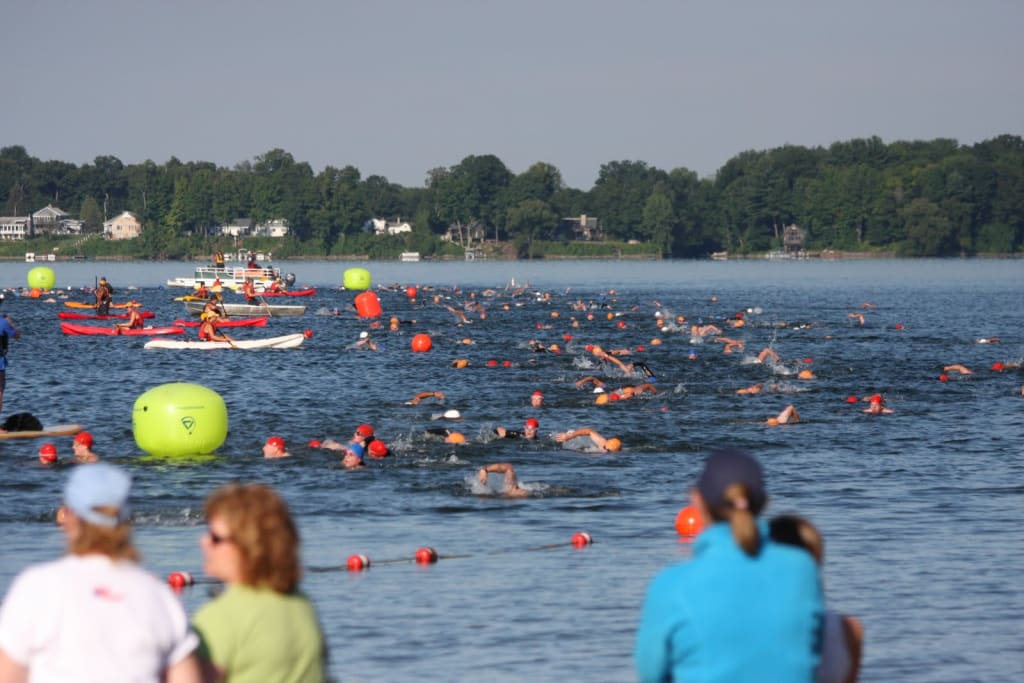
[172,317,268,328]
[400,252,421,262]
[259,287,316,297]
[165,262,289,293]
[0,423,83,440]
[144,333,306,350]
[182,301,306,318]
[64,301,138,309]
[58,311,156,321]
[60,323,185,336]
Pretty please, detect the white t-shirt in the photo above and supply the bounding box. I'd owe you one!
[817,609,853,683]
[0,554,198,683]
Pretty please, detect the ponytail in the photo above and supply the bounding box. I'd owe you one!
[723,483,760,556]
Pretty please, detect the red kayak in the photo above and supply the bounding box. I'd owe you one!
[58,311,156,321]
[172,317,268,328]
[60,323,185,337]
[260,288,316,297]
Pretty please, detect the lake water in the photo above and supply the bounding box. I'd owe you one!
[0,258,1021,682]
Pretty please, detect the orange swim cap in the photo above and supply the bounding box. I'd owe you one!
[595,394,609,405]
[604,438,622,452]
[766,418,780,426]
[445,432,466,444]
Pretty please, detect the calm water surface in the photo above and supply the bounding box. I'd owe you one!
[0,259,1021,682]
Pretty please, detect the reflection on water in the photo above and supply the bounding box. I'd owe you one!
[0,259,1021,682]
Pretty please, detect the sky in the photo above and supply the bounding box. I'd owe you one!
[5,1,1023,191]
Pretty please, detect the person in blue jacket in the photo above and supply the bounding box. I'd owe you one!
[635,448,824,683]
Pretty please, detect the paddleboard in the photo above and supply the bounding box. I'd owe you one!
[0,424,84,440]
[144,333,306,350]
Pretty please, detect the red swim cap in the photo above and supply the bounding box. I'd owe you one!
[870,394,883,404]
[39,443,57,456]
[524,418,539,429]
[266,436,285,450]
[532,391,543,398]
[368,440,389,458]
[992,362,1005,372]
[74,431,94,447]
[307,439,322,448]
[355,424,374,438]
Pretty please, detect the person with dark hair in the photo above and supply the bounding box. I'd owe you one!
[193,483,326,682]
[770,515,864,683]
[0,313,19,417]
[0,463,201,681]
[635,448,824,682]
[95,277,114,316]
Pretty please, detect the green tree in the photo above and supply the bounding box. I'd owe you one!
[79,196,103,231]
[506,199,558,257]
[641,191,675,256]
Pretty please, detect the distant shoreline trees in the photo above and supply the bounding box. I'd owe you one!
[2,135,1021,259]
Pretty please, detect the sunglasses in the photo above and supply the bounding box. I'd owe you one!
[207,528,234,545]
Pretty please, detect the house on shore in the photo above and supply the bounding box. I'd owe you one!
[103,211,142,240]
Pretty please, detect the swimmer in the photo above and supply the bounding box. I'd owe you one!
[445,306,469,324]
[713,337,745,354]
[406,391,445,405]
[426,427,466,444]
[71,431,99,463]
[354,331,379,351]
[797,369,816,380]
[863,395,893,415]
[495,418,539,440]
[766,405,800,426]
[554,428,622,453]
[943,364,973,375]
[477,463,529,497]
[691,324,721,337]
[737,383,763,396]
[848,313,865,325]
[977,337,1001,344]
[755,348,781,364]
[589,345,632,374]
[340,443,366,469]
[576,376,607,390]
[529,391,544,408]
[263,436,291,459]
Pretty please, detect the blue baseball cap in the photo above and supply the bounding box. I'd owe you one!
[696,448,766,513]
[64,463,132,527]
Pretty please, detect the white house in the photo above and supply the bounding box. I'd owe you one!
[0,217,31,241]
[217,218,253,237]
[254,219,289,238]
[371,218,412,236]
[103,211,142,240]
[32,205,69,235]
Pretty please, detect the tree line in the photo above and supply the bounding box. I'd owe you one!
[2,134,1022,259]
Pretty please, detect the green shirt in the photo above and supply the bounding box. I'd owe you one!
[193,584,326,683]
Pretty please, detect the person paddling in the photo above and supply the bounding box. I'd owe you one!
[198,311,235,345]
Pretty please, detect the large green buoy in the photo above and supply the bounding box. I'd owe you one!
[132,383,228,457]
[27,266,56,291]
[343,267,371,290]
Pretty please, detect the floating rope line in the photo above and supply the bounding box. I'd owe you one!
[167,531,593,588]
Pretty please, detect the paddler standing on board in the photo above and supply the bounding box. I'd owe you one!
[95,277,113,316]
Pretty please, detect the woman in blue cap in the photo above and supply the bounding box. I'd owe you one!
[635,448,824,683]
[0,463,200,682]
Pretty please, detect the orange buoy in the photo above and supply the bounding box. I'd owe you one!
[167,571,194,591]
[571,532,593,548]
[347,554,370,571]
[410,333,432,352]
[303,329,313,338]
[415,547,438,564]
[674,505,704,536]
[354,290,383,319]
[405,286,418,299]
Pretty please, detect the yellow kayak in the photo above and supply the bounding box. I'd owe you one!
[64,301,136,309]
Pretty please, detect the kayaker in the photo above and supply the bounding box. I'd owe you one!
[203,293,228,320]
[194,281,209,299]
[198,311,234,344]
[114,304,144,333]
[242,278,259,305]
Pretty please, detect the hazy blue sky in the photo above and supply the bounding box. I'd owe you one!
[6,1,1022,190]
